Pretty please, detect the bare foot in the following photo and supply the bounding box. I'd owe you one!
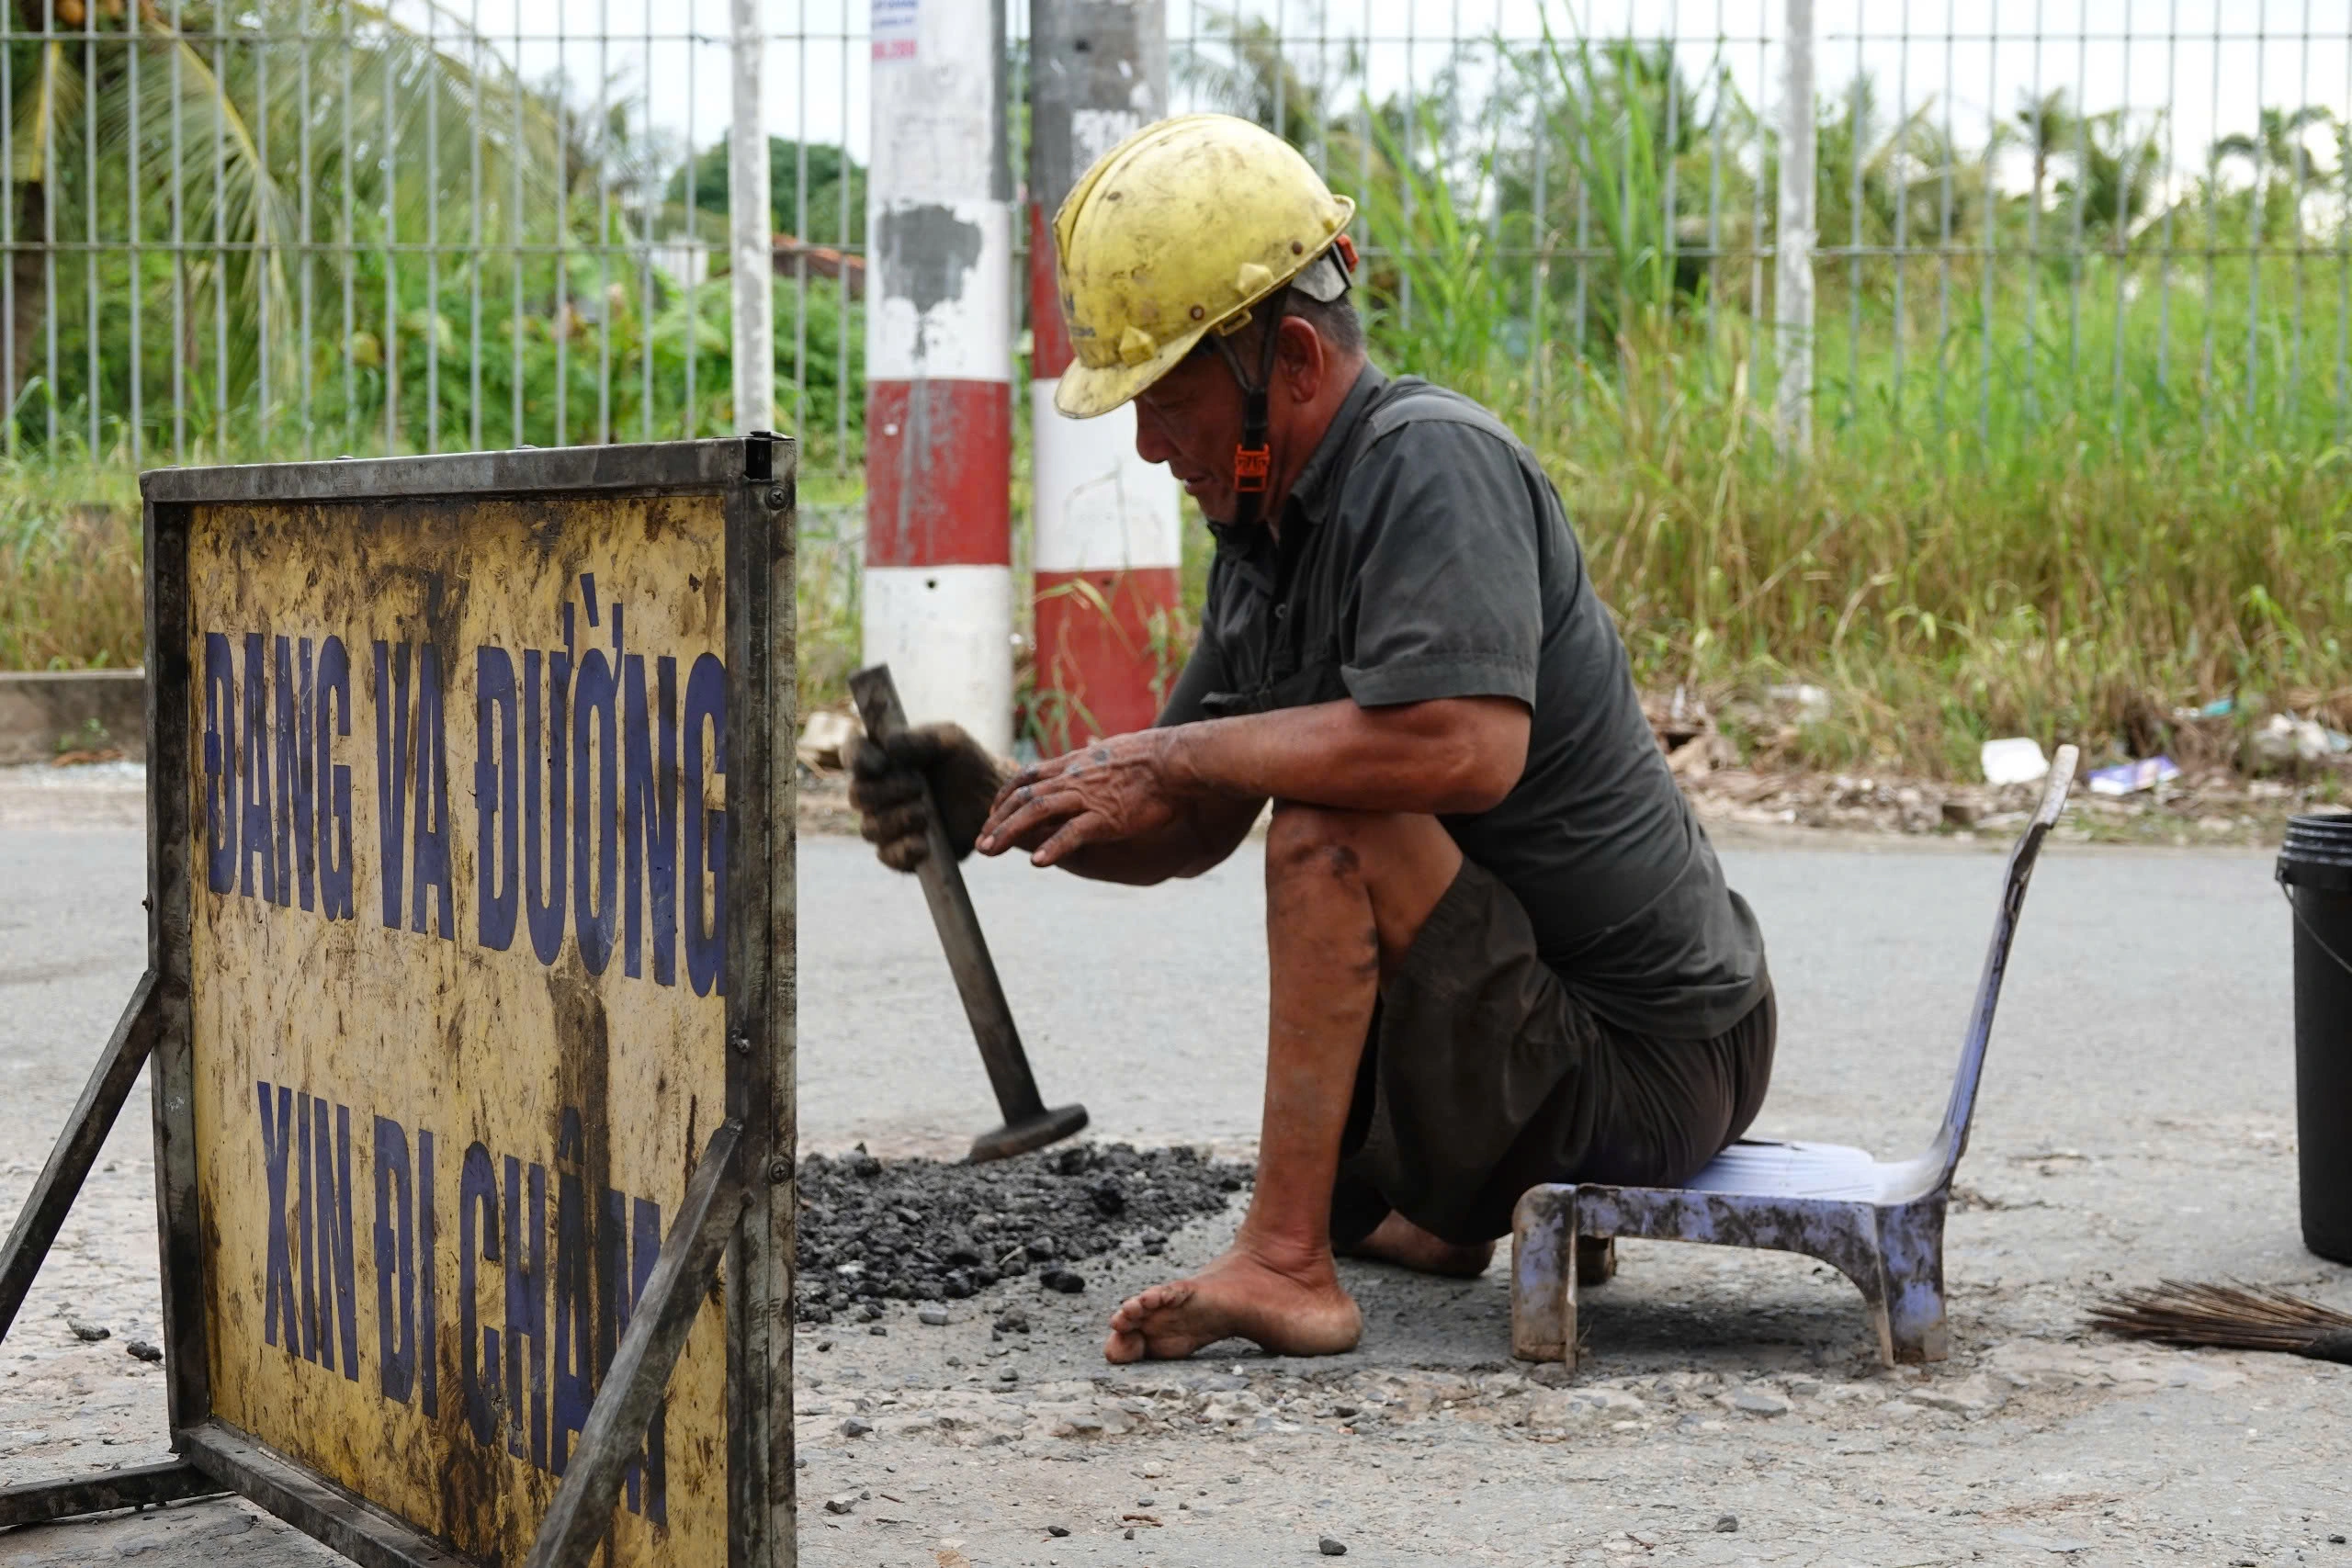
[1102,1241,1363,1363]
[1341,1210,1495,1278]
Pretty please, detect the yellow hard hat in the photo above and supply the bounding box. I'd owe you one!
[1051,113,1356,420]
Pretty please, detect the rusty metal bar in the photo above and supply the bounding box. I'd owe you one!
[141,438,757,505]
[522,1120,748,1568]
[0,973,162,1343]
[177,1424,472,1568]
[0,1460,222,1530]
[141,493,208,1438]
[724,432,798,1567]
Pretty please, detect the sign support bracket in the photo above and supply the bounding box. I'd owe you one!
[173,1422,476,1568]
[524,1122,749,1568]
[0,974,229,1543]
[0,1459,220,1531]
[0,971,166,1343]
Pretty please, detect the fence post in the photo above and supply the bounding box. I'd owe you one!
[729,0,774,434]
[1026,0,1181,750]
[863,0,1018,754]
[1773,0,1815,457]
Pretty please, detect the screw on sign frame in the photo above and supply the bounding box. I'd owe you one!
[0,437,800,1568]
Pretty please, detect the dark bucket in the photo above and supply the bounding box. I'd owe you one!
[2279,812,2352,1264]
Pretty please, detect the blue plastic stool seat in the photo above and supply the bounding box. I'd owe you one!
[1510,747,2079,1370]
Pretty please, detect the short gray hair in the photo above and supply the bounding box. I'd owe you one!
[1189,286,1364,367]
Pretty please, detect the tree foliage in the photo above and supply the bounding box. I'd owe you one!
[2,4,862,457]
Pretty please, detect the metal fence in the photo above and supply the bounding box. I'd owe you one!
[0,0,799,468]
[5,0,2350,471]
[1168,0,2352,451]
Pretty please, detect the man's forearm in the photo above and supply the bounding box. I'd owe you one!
[1057,795,1261,885]
[1161,696,1528,817]
[972,696,1524,873]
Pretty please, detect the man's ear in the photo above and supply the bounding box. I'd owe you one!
[1274,313,1329,402]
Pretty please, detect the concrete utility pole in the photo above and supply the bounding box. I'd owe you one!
[729,0,773,434]
[1773,0,1815,457]
[1026,0,1180,748]
[864,0,1017,754]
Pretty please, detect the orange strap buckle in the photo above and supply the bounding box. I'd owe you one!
[1233,445,1272,492]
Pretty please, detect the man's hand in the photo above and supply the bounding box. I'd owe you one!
[978,730,1190,868]
[847,723,1011,872]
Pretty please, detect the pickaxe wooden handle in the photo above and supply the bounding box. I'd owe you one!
[847,665,1089,1162]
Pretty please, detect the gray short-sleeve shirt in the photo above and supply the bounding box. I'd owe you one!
[1160,364,1768,1040]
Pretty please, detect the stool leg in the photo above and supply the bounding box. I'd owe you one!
[1575,1235,1617,1287]
[1510,1186,1577,1364]
[1877,1199,1951,1363]
[1561,1257,1580,1371]
[1886,1271,1949,1363]
[1841,1231,1897,1368]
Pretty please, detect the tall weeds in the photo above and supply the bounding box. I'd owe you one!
[1553,329,2352,774]
[0,477,142,671]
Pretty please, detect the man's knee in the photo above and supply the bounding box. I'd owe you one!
[1264,804,1385,890]
[1264,806,1464,973]
[1266,804,1461,903]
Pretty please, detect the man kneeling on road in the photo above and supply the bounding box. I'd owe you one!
[849,115,1773,1364]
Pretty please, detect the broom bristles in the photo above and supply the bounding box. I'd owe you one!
[2088,1279,2352,1355]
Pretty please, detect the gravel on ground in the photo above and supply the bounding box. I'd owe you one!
[795,1143,1251,1320]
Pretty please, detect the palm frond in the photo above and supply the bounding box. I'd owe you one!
[10,39,71,183]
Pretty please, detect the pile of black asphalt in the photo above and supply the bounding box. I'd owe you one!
[793,1142,1252,1322]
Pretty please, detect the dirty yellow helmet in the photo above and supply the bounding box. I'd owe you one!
[1051,113,1355,420]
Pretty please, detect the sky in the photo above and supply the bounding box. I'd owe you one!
[412,0,2352,214]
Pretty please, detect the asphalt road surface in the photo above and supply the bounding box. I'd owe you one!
[0,823,2307,1170]
[4,816,2347,1566]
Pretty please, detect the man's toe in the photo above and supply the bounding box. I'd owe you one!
[1141,1280,1193,1314]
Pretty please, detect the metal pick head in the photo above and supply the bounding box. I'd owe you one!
[967,1103,1091,1164]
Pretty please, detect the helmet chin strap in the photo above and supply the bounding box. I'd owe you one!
[1207,289,1289,532]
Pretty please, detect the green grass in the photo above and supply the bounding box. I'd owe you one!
[0,471,142,672]
[1363,283,2352,776]
[1546,333,2352,777]
[9,327,2348,784]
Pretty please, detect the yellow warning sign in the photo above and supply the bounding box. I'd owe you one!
[185,491,731,1565]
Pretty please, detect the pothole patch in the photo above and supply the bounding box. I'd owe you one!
[795,1143,1253,1321]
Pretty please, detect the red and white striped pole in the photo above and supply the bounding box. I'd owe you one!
[1027,0,1180,749]
[865,0,1016,753]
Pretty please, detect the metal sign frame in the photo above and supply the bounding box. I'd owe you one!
[0,438,798,1568]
